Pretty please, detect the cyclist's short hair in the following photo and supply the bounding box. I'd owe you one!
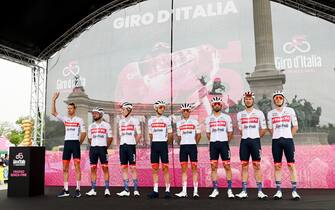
[68,103,76,109]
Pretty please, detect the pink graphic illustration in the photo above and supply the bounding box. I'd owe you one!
[45,145,335,189]
[114,41,244,105]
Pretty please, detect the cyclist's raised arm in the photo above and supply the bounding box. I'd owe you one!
[51,92,60,117]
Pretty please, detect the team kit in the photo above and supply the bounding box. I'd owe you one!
[51,90,300,200]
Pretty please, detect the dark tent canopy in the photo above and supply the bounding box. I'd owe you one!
[0,0,334,64]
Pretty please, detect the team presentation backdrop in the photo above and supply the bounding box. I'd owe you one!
[45,0,335,188]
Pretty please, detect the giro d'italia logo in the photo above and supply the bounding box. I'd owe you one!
[275,35,322,71]
[62,61,80,77]
[13,152,26,167]
[57,61,86,91]
[283,36,311,54]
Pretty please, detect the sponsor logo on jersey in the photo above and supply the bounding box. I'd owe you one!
[241,117,259,124]
[209,120,226,127]
[272,116,291,124]
[152,122,167,128]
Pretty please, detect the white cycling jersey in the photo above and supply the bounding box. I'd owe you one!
[119,116,141,145]
[56,114,86,141]
[237,108,267,139]
[267,107,298,139]
[176,118,201,145]
[148,115,172,142]
[88,121,112,147]
[205,112,233,142]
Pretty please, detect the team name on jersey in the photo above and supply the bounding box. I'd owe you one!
[241,117,259,129]
[90,127,108,139]
[121,125,135,131]
[241,117,259,124]
[120,124,135,136]
[151,122,166,133]
[179,124,196,130]
[179,124,196,135]
[64,122,80,127]
[90,128,107,134]
[272,116,291,123]
[151,122,167,128]
[209,120,226,127]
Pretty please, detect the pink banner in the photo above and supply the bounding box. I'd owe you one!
[45,145,335,188]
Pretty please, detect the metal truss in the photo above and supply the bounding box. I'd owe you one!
[0,44,46,146]
[1,1,149,146]
[272,0,335,23]
[1,0,333,148]
[38,0,147,59]
[30,64,47,146]
[0,44,40,67]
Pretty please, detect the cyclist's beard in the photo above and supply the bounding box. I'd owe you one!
[213,107,222,113]
[93,115,102,121]
[245,103,253,109]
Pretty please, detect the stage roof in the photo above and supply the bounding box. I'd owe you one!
[0,0,334,65]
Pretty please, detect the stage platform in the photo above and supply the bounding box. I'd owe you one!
[1,187,335,210]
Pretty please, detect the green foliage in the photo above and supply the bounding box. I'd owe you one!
[4,116,30,146]
[0,121,12,137]
[7,130,24,146]
[44,116,65,150]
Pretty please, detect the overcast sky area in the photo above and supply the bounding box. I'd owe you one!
[0,58,31,124]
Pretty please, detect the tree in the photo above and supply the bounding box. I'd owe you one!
[44,116,65,150]
[0,121,13,137]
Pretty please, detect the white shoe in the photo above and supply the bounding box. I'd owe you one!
[134,190,140,197]
[292,191,301,200]
[104,189,111,197]
[235,191,248,199]
[273,190,282,200]
[193,191,199,199]
[227,189,235,199]
[117,190,130,197]
[257,191,268,199]
[175,191,188,198]
[85,189,97,196]
[209,189,219,198]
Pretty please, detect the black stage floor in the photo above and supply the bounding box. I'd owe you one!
[1,187,334,210]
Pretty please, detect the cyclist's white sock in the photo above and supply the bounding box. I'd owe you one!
[76,181,80,190]
[193,182,198,194]
[165,183,170,192]
[64,182,68,191]
[182,182,187,193]
[154,183,158,192]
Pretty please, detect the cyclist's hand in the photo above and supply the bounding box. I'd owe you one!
[52,92,60,101]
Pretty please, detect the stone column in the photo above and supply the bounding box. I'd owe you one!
[247,0,286,104]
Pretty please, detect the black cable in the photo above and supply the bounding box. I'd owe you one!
[170,0,176,187]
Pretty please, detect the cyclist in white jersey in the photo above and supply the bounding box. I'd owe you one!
[85,107,113,197]
[116,102,142,197]
[205,96,234,199]
[175,103,201,199]
[147,100,173,199]
[51,92,86,198]
[235,91,268,199]
[268,90,300,200]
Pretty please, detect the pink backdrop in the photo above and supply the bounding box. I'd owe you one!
[45,145,335,188]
